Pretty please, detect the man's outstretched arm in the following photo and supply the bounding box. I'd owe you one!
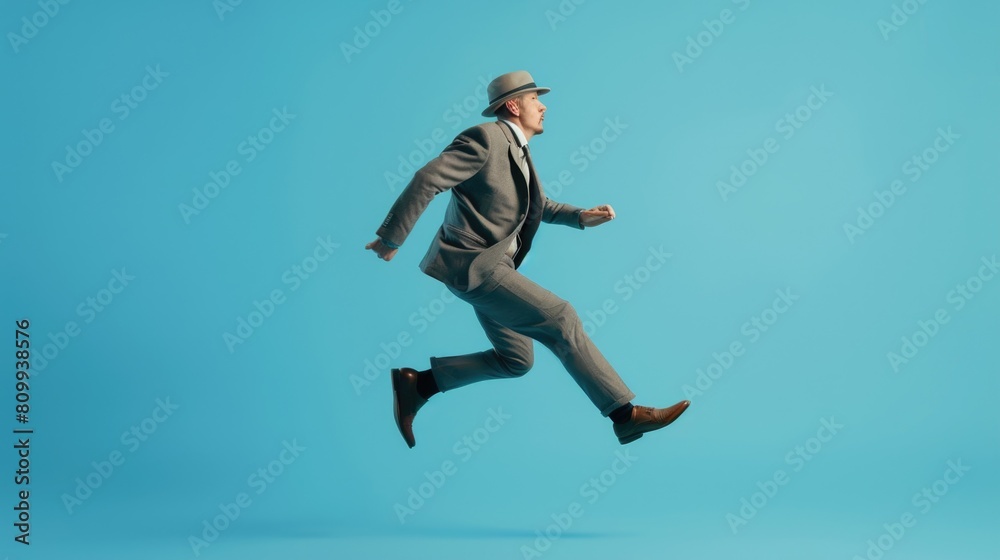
[366,126,491,262]
[543,198,616,229]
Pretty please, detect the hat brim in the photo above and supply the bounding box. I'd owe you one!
[481,87,550,117]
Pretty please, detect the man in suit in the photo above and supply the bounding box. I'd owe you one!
[366,71,689,448]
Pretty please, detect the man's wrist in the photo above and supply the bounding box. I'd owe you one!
[381,237,401,249]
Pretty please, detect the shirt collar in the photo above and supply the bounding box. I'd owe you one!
[500,119,528,148]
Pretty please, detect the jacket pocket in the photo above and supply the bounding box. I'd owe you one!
[445,225,489,248]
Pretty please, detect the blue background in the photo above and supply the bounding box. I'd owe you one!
[2,1,998,559]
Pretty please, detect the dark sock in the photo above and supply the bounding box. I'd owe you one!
[609,403,634,424]
[415,369,439,400]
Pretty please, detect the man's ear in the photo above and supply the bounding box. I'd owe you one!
[504,97,521,117]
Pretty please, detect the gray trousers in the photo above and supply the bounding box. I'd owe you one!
[429,256,635,416]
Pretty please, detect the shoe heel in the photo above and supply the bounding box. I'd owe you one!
[618,433,642,445]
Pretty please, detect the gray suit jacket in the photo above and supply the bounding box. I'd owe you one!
[377,121,584,292]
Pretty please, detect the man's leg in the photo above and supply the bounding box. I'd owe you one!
[457,263,691,444]
[436,257,634,416]
[393,257,689,447]
[430,309,535,391]
[391,273,536,448]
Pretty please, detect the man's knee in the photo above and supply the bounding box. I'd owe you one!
[550,300,582,340]
[497,349,533,377]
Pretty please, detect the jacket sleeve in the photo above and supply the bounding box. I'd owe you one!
[376,126,490,246]
[542,197,585,229]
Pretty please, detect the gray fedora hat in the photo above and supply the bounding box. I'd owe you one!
[482,70,550,117]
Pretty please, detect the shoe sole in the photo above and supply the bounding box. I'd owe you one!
[390,369,414,448]
[618,433,643,445]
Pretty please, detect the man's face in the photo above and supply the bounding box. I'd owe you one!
[515,93,546,136]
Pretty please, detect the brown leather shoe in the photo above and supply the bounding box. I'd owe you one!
[392,368,427,448]
[613,400,690,445]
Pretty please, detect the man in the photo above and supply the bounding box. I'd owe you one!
[366,71,689,448]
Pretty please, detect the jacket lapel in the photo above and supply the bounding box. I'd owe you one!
[497,122,530,192]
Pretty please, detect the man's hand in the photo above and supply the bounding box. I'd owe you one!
[365,238,398,262]
[579,204,616,227]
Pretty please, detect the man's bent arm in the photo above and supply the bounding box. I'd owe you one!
[376,126,490,247]
[542,197,585,229]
